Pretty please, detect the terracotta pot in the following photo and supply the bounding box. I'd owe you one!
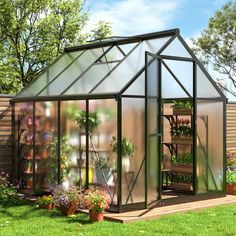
[226,183,236,195]
[89,211,104,222]
[59,201,78,216]
[40,203,55,210]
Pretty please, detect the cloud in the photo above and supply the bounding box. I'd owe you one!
[84,0,182,36]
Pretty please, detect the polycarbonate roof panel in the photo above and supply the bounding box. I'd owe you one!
[15,51,84,98]
[98,45,124,62]
[197,65,222,98]
[161,38,192,58]
[162,65,189,99]
[91,36,171,94]
[163,59,193,96]
[37,47,109,96]
[123,71,145,96]
[64,62,117,95]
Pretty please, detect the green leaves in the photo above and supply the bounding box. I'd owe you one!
[193,2,236,92]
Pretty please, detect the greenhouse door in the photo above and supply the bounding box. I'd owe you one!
[145,52,162,206]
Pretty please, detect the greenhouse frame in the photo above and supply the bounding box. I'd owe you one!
[12,28,226,212]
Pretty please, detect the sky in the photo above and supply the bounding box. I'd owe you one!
[84,0,230,44]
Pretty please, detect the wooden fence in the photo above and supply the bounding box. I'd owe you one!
[0,95,13,175]
[227,103,236,153]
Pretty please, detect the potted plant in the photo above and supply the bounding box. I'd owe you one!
[226,151,236,195]
[36,195,55,210]
[42,136,74,187]
[111,136,136,172]
[171,152,193,174]
[84,188,111,222]
[171,100,193,115]
[93,156,112,186]
[226,170,236,195]
[53,185,83,216]
[170,118,192,144]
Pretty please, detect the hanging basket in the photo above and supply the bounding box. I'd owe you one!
[173,108,192,116]
[171,136,193,144]
[89,211,104,222]
[226,183,236,195]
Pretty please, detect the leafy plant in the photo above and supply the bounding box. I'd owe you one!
[0,172,20,206]
[171,100,193,109]
[66,107,100,132]
[172,152,193,165]
[42,136,74,183]
[53,185,83,207]
[83,188,111,213]
[226,170,236,184]
[93,156,110,169]
[111,136,136,158]
[36,195,54,207]
[226,151,236,170]
[170,118,192,137]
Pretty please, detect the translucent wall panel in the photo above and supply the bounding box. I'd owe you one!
[196,100,224,193]
[88,99,117,205]
[161,38,191,58]
[34,101,58,191]
[123,72,145,96]
[122,98,145,205]
[38,47,108,96]
[91,37,171,93]
[64,63,117,95]
[162,65,189,99]
[16,51,83,98]
[15,102,33,190]
[163,59,193,96]
[197,66,221,98]
[60,100,86,187]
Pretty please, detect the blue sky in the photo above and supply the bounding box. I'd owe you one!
[84,0,230,42]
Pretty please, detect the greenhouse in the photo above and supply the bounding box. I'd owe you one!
[12,28,226,212]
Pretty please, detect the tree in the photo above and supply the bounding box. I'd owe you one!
[193,2,236,96]
[0,0,112,94]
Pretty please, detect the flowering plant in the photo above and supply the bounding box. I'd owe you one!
[84,188,111,213]
[36,195,54,206]
[53,185,82,207]
[170,118,192,137]
[227,152,236,170]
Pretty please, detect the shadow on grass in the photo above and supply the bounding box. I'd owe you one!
[0,203,91,225]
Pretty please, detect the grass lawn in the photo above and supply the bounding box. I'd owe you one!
[0,203,236,236]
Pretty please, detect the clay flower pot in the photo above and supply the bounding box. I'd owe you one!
[40,203,55,210]
[59,201,78,216]
[89,211,104,222]
[226,183,236,195]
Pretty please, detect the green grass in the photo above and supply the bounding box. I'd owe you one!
[0,203,236,236]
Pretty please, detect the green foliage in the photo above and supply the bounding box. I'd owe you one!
[0,175,20,206]
[90,20,112,40]
[111,136,136,158]
[0,0,112,94]
[226,170,236,184]
[172,152,193,165]
[36,195,54,206]
[193,2,236,92]
[66,106,100,132]
[42,136,74,183]
[171,100,193,109]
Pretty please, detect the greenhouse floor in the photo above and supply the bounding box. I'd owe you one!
[100,194,236,223]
